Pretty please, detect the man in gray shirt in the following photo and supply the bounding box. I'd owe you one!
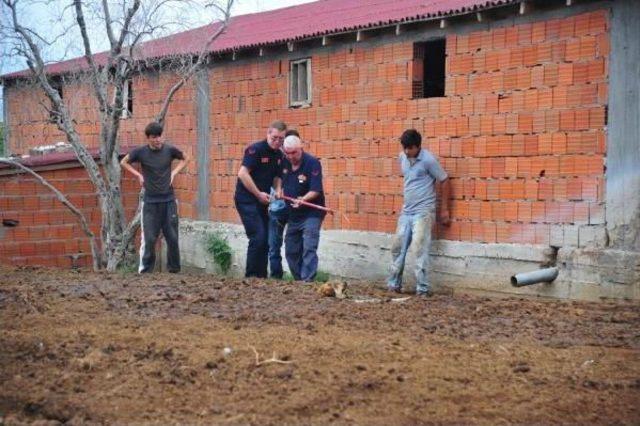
[388,129,450,296]
[121,122,188,273]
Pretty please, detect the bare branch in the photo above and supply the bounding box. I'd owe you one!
[73,0,108,112]
[155,12,231,124]
[113,0,141,55]
[0,159,101,271]
[101,0,117,46]
[207,0,234,21]
[249,346,294,367]
[4,0,105,195]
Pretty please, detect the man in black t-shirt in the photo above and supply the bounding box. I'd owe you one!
[121,122,188,273]
[235,120,286,278]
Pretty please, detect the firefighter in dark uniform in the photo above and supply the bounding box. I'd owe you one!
[234,120,287,278]
[280,134,326,282]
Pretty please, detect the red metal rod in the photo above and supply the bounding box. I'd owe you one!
[281,195,335,214]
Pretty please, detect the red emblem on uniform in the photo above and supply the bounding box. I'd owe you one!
[261,157,269,163]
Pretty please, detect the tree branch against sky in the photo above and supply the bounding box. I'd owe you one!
[0,0,237,271]
[0,0,316,76]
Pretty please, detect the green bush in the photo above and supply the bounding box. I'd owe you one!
[206,232,232,274]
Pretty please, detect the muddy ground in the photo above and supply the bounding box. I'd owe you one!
[0,267,639,425]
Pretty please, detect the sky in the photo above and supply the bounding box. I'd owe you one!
[0,0,318,119]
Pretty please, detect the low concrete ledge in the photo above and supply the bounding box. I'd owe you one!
[179,219,639,301]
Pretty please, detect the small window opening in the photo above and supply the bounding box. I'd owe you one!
[51,78,63,99]
[289,58,311,107]
[48,77,64,122]
[122,79,133,118]
[413,39,446,98]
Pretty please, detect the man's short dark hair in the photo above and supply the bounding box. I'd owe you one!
[269,120,287,132]
[400,129,422,148]
[285,129,300,138]
[145,122,163,137]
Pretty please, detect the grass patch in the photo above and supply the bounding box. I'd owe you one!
[117,261,138,274]
[206,232,232,274]
[281,270,330,282]
[315,270,330,282]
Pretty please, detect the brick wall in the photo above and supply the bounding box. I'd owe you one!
[3,8,610,247]
[4,70,200,220]
[207,9,609,246]
[0,166,139,267]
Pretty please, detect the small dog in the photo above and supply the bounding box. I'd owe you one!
[317,280,348,299]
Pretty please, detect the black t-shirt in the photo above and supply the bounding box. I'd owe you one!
[234,140,283,203]
[281,152,325,222]
[128,143,185,203]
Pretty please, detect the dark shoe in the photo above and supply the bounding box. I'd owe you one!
[388,286,402,294]
[416,289,434,298]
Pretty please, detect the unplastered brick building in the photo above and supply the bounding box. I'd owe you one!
[1,0,638,299]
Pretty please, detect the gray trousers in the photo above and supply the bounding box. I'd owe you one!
[139,200,180,273]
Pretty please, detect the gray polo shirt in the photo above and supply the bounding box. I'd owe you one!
[399,148,448,215]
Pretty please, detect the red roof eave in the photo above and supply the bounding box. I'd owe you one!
[1,0,518,81]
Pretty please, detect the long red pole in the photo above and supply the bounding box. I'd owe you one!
[281,195,335,215]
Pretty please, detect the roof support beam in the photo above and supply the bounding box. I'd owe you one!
[439,19,447,29]
[259,48,264,57]
[232,50,236,61]
[287,42,294,52]
[395,24,401,35]
[322,36,330,46]
[476,12,483,22]
[519,1,529,15]
[566,0,573,5]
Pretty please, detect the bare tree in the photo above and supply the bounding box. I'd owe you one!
[1,0,234,271]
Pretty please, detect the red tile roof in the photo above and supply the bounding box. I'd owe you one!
[3,0,516,79]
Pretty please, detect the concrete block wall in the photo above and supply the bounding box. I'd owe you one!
[0,165,139,268]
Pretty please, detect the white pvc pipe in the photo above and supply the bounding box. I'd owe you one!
[511,267,559,287]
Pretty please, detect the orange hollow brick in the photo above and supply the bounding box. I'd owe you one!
[588,10,608,34]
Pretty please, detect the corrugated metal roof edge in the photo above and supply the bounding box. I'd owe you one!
[212,0,517,52]
[1,0,517,81]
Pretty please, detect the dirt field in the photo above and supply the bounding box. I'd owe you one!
[1,266,639,425]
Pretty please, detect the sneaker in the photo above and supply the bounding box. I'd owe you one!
[388,286,402,294]
[416,289,434,298]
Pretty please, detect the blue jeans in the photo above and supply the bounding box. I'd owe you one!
[235,199,269,278]
[285,216,323,282]
[268,211,287,279]
[387,211,435,294]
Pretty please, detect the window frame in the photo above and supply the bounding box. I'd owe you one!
[412,38,447,99]
[289,58,312,107]
[120,79,134,119]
